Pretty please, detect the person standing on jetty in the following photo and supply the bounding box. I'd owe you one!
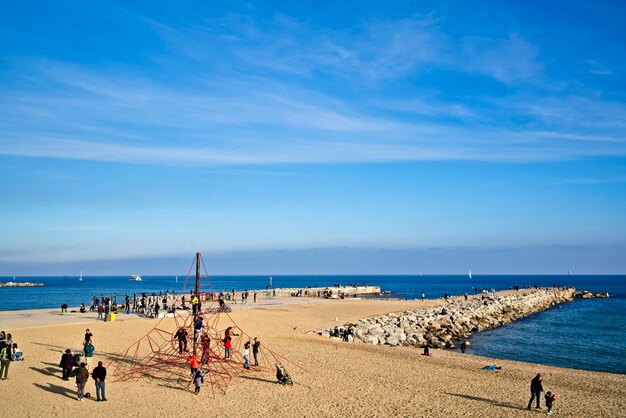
[527,373,544,409]
[75,362,89,401]
[92,361,107,401]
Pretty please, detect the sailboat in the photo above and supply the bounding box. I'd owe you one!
[468,270,472,279]
[175,275,178,283]
[79,271,83,282]
[568,270,572,276]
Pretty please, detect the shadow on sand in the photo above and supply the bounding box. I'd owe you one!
[33,382,77,400]
[444,392,527,411]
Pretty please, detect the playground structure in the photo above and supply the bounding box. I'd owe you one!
[106,252,301,396]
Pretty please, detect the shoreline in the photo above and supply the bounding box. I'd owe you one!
[0,292,624,417]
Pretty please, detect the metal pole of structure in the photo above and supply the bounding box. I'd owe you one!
[193,252,201,355]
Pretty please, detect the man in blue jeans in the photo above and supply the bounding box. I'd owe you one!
[91,361,107,401]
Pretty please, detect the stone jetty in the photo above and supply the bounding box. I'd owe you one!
[317,288,606,349]
[0,281,44,287]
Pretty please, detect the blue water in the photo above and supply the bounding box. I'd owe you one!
[1,274,624,374]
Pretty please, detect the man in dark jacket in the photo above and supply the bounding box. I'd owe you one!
[75,362,89,401]
[527,373,544,409]
[92,361,107,401]
[59,349,74,380]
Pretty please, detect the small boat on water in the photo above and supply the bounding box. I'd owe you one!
[79,271,83,282]
[129,274,142,282]
[468,270,472,279]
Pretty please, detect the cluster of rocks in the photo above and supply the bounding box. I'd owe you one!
[574,290,609,299]
[315,289,593,349]
[0,281,44,287]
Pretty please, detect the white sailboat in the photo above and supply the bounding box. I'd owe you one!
[175,275,178,283]
[568,270,572,276]
[129,274,142,282]
[79,271,83,282]
[468,270,472,279]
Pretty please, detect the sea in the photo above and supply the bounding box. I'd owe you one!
[1,274,624,374]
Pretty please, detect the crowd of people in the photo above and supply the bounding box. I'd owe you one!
[58,328,108,401]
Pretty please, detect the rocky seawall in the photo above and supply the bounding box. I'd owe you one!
[316,289,608,349]
[0,281,44,287]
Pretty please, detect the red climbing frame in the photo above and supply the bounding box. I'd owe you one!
[106,253,303,396]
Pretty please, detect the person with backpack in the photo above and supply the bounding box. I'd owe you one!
[91,361,107,402]
[75,362,89,401]
[0,343,11,380]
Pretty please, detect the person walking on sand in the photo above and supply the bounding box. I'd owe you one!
[92,361,107,401]
[83,340,95,370]
[0,343,11,380]
[252,337,261,366]
[224,336,232,359]
[75,362,89,401]
[254,292,257,303]
[97,304,104,320]
[527,373,544,410]
[545,391,557,416]
[60,349,74,380]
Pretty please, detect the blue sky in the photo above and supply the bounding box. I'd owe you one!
[1,0,625,274]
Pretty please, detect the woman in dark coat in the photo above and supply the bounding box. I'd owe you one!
[59,349,74,380]
[527,373,544,409]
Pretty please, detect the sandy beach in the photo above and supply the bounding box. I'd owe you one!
[0,295,624,417]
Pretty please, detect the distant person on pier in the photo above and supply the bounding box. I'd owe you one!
[527,373,544,410]
[421,292,425,301]
[60,349,74,380]
[464,292,468,301]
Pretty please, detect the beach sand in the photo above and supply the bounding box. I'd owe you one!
[0,296,624,417]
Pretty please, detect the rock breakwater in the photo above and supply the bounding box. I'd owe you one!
[317,289,601,349]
